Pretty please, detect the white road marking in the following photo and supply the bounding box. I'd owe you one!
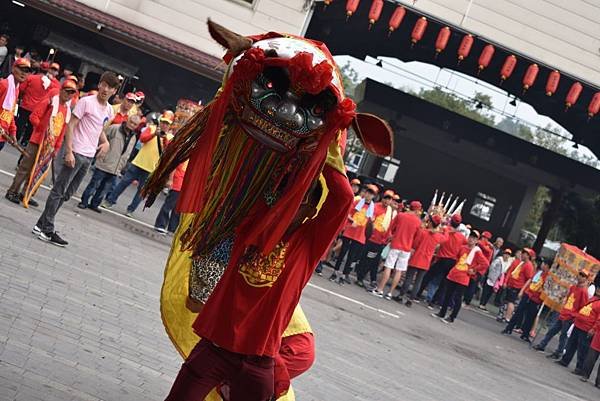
[307,282,404,318]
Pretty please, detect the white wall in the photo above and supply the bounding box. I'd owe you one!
[399,0,600,86]
[75,0,310,59]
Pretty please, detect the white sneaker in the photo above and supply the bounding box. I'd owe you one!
[32,225,41,235]
[384,293,393,300]
[371,290,383,298]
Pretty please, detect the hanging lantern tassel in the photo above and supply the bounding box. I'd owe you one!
[500,55,517,84]
[368,0,384,29]
[587,92,600,120]
[346,0,361,20]
[435,27,451,58]
[457,34,473,64]
[565,82,583,111]
[411,17,428,48]
[522,63,539,94]
[546,70,560,96]
[388,6,406,36]
[477,44,495,75]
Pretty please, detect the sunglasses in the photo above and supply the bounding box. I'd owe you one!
[64,89,77,94]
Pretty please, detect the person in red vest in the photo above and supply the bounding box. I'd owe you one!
[399,214,448,307]
[580,284,600,387]
[5,79,77,206]
[0,58,30,151]
[502,248,536,322]
[501,258,550,342]
[533,271,591,358]
[464,230,493,306]
[417,214,466,307]
[355,189,394,288]
[154,161,188,235]
[557,282,600,375]
[16,61,60,145]
[372,200,422,299]
[329,183,378,285]
[434,230,488,323]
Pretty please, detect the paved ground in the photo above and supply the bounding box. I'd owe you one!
[0,147,599,401]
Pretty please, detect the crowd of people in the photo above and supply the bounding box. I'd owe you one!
[0,42,187,246]
[1,31,599,396]
[315,177,600,388]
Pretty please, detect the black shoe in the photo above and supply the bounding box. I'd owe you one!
[5,191,20,204]
[555,359,568,367]
[533,344,545,352]
[520,335,531,343]
[405,299,412,307]
[343,274,353,284]
[392,295,403,303]
[427,302,435,310]
[26,197,39,207]
[328,272,337,282]
[443,317,454,324]
[38,231,68,247]
[89,206,102,214]
[356,280,365,288]
[546,352,561,359]
[501,329,512,335]
[572,369,583,376]
[77,202,87,209]
[579,376,589,383]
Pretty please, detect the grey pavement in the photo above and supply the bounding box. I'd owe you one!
[0,146,599,401]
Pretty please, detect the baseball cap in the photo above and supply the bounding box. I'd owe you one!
[470,230,481,239]
[451,214,462,224]
[159,110,174,124]
[431,215,442,226]
[366,184,379,194]
[14,58,31,70]
[409,201,422,211]
[383,189,394,198]
[350,178,361,186]
[125,92,137,101]
[50,62,60,70]
[503,248,512,255]
[61,79,77,91]
[523,248,536,259]
[482,231,492,240]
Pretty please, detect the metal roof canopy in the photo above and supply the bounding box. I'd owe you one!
[355,78,600,194]
[42,31,137,76]
[306,1,600,158]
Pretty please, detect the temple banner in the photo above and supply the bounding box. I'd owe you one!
[540,244,600,311]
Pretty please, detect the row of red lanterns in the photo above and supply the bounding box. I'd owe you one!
[325,0,600,117]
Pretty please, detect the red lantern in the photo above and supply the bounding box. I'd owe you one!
[346,0,360,18]
[368,0,384,28]
[500,55,517,82]
[478,44,495,72]
[545,70,560,96]
[388,6,406,35]
[565,82,583,109]
[588,92,600,118]
[522,63,539,92]
[457,34,474,62]
[411,17,428,44]
[435,27,451,54]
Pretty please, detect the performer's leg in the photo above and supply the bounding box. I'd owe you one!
[519,301,540,339]
[165,340,236,401]
[229,356,275,401]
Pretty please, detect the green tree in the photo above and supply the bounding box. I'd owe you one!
[339,61,360,98]
[417,87,495,126]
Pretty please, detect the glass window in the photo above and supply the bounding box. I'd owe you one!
[469,192,496,222]
[376,157,400,183]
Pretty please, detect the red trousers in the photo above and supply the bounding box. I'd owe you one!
[165,339,274,401]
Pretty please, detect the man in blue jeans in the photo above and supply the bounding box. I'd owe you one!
[78,115,139,212]
[102,111,173,216]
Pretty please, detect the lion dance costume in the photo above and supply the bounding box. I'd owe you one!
[143,20,392,401]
